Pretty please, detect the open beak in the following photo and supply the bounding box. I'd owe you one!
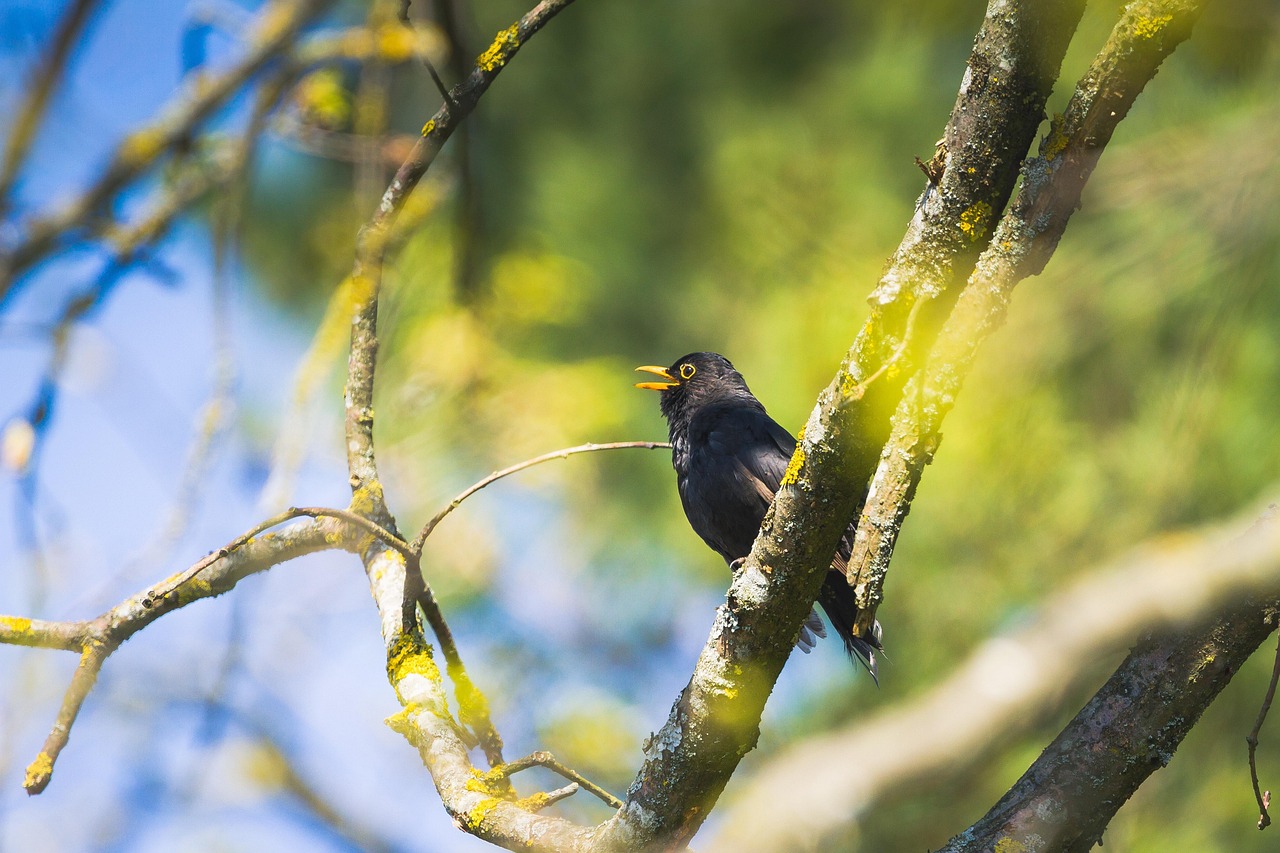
[634,365,679,391]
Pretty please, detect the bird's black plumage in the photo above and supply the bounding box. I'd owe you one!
[636,352,881,676]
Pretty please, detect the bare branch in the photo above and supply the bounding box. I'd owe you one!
[938,519,1280,852]
[1248,635,1280,830]
[0,615,85,652]
[7,514,354,794]
[715,499,1280,851]
[0,0,334,301]
[596,2,1090,847]
[409,441,671,553]
[336,3,599,850]
[535,783,581,811]
[0,0,103,210]
[480,751,624,809]
[848,0,1209,634]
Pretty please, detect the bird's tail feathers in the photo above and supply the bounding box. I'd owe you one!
[818,570,884,683]
[845,620,883,685]
[795,607,828,654]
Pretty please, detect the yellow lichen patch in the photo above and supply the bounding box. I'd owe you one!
[421,118,436,137]
[839,370,859,398]
[466,796,503,830]
[994,838,1027,853]
[0,615,32,635]
[349,481,386,517]
[470,763,508,787]
[176,576,214,606]
[1190,651,1217,683]
[384,707,414,733]
[119,129,165,167]
[958,201,992,242]
[476,24,520,73]
[1132,14,1173,39]
[780,445,805,487]
[23,751,53,789]
[386,632,442,686]
[1042,113,1069,161]
[294,68,351,129]
[376,24,418,62]
[516,791,551,812]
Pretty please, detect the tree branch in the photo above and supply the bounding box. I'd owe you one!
[940,519,1279,851]
[336,3,601,850]
[6,514,355,794]
[0,0,334,302]
[1248,635,1280,830]
[714,500,1280,851]
[0,0,104,212]
[846,0,1209,635]
[409,441,671,553]
[595,2,1089,847]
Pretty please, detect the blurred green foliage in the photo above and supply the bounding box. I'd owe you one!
[238,0,1280,848]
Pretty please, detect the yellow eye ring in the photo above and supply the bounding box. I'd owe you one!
[679,363,696,380]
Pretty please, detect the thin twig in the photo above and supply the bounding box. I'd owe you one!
[413,581,508,769]
[143,508,301,604]
[410,441,671,553]
[483,750,623,809]
[532,783,580,810]
[0,0,103,211]
[393,445,678,773]
[145,505,407,606]
[11,515,351,794]
[393,0,457,111]
[404,441,665,776]
[422,57,457,113]
[294,506,413,556]
[23,641,112,794]
[0,0,334,302]
[1248,632,1280,829]
[842,294,931,402]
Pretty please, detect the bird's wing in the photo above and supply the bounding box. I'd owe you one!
[706,407,796,502]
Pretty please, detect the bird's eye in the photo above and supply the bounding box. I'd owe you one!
[679,363,696,380]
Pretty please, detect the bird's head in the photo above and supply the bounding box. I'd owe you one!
[635,352,757,425]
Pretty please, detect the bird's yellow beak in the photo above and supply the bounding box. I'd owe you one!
[634,365,679,391]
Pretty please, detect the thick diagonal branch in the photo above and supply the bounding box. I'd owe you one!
[939,519,1279,852]
[713,500,1279,851]
[339,3,600,850]
[596,2,1088,848]
[847,0,1208,635]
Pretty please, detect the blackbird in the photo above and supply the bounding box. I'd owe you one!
[636,351,881,676]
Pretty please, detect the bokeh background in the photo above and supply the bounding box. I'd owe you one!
[1,0,1279,850]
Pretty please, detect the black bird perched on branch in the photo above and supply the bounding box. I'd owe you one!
[636,351,881,677]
